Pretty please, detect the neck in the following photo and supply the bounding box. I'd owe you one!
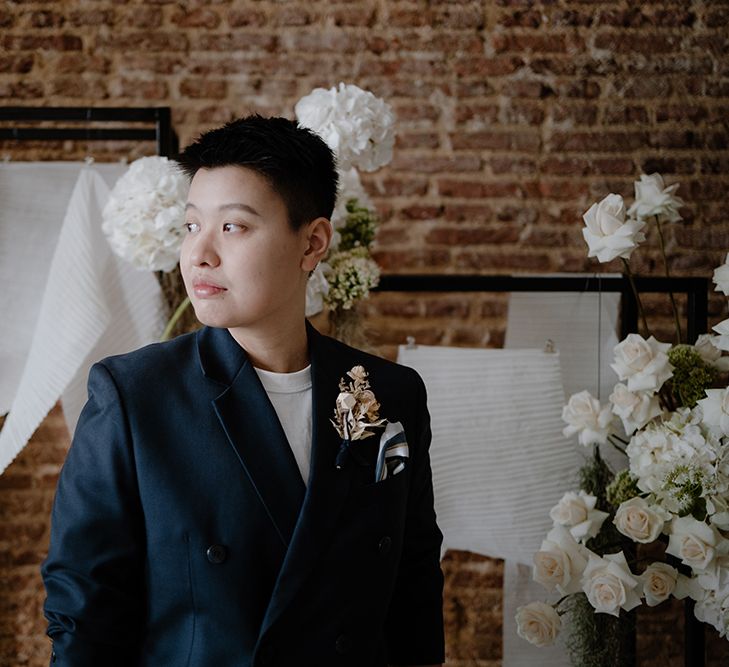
[228,319,309,373]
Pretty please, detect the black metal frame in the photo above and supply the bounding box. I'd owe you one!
[375,273,709,342]
[0,106,178,157]
[374,271,710,666]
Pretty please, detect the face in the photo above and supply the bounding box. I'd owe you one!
[180,165,317,332]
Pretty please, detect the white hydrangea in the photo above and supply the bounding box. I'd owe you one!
[102,156,188,272]
[295,82,396,172]
[627,172,685,223]
[698,388,729,437]
[305,262,331,318]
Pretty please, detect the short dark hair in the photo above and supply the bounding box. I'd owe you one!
[176,114,338,230]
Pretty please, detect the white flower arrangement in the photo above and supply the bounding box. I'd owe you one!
[296,82,394,318]
[519,174,729,661]
[101,156,188,272]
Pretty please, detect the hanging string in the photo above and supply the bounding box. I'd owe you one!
[597,272,602,402]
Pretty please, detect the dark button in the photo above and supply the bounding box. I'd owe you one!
[378,535,392,555]
[335,633,351,655]
[206,544,227,564]
[51,651,56,663]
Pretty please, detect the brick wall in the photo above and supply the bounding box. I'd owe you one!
[1,0,729,665]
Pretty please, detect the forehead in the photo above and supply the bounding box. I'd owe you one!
[187,165,283,212]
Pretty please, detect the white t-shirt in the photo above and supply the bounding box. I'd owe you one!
[253,364,313,487]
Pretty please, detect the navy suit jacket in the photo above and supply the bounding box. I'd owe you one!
[41,321,445,666]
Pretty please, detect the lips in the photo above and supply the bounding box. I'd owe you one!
[192,277,227,297]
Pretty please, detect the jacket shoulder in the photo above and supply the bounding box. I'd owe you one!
[93,328,200,388]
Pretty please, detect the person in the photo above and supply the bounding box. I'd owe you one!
[41,115,445,667]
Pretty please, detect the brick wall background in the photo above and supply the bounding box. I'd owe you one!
[1,0,729,665]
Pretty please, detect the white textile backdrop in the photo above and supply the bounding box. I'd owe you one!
[0,163,167,474]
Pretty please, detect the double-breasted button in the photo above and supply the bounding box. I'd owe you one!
[335,633,351,654]
[378,535,392,555]
[206,544,227,564]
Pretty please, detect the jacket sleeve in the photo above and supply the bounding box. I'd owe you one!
[40,361,145,666]
[385,370,446,665]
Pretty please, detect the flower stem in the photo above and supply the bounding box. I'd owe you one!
[655,214,682,344]
[607,437,626,456]
[620,257,651,337]
[160,296,191,342]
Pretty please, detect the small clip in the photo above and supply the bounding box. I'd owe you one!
[405,336,417,349]
[543,339,556,353]
[84,155,95,165]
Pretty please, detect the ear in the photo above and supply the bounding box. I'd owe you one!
[301,217,333,272]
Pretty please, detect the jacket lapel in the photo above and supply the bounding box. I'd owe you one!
[257,320,356,639]
[197,325,306,548]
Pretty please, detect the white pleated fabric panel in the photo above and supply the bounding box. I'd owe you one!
[0,165,167,474]
[397,344,578,564]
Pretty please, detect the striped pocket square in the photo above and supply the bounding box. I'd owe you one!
[374,420,409,483]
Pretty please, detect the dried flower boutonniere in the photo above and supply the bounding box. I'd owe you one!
[331,365,386,469]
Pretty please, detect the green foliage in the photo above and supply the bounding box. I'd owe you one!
[338,198,378,251]
[667,344,717,408]
[578,449,623,556]
[578,448,615,512]
[606,469,641,509]
[562,594,636,667]
[663,464,707,519]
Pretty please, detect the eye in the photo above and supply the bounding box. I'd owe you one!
[185,221,200,233]
[223,222,247,232]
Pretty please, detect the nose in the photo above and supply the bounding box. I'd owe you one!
[185,227,220,268]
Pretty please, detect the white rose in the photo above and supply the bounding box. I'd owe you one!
[613,497,669,543]
[713,252,729,296]
[641,562,678,606]
[697,388,729,436]
[712,319,729,353]
[533,525,589,595]
[666,516,729,572]
[627,172,685,223]
[610,334,674,393]
[562,390,614,447]
[515,601,561,647]
[609,382,662,435]
[549,491,609,542]
[582,193,646,263]
[695,334,729,371]
[581,551,642,616]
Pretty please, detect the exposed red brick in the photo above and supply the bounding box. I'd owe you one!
[171,7,221,29]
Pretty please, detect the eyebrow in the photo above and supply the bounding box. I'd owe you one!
[185,202,261,217]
